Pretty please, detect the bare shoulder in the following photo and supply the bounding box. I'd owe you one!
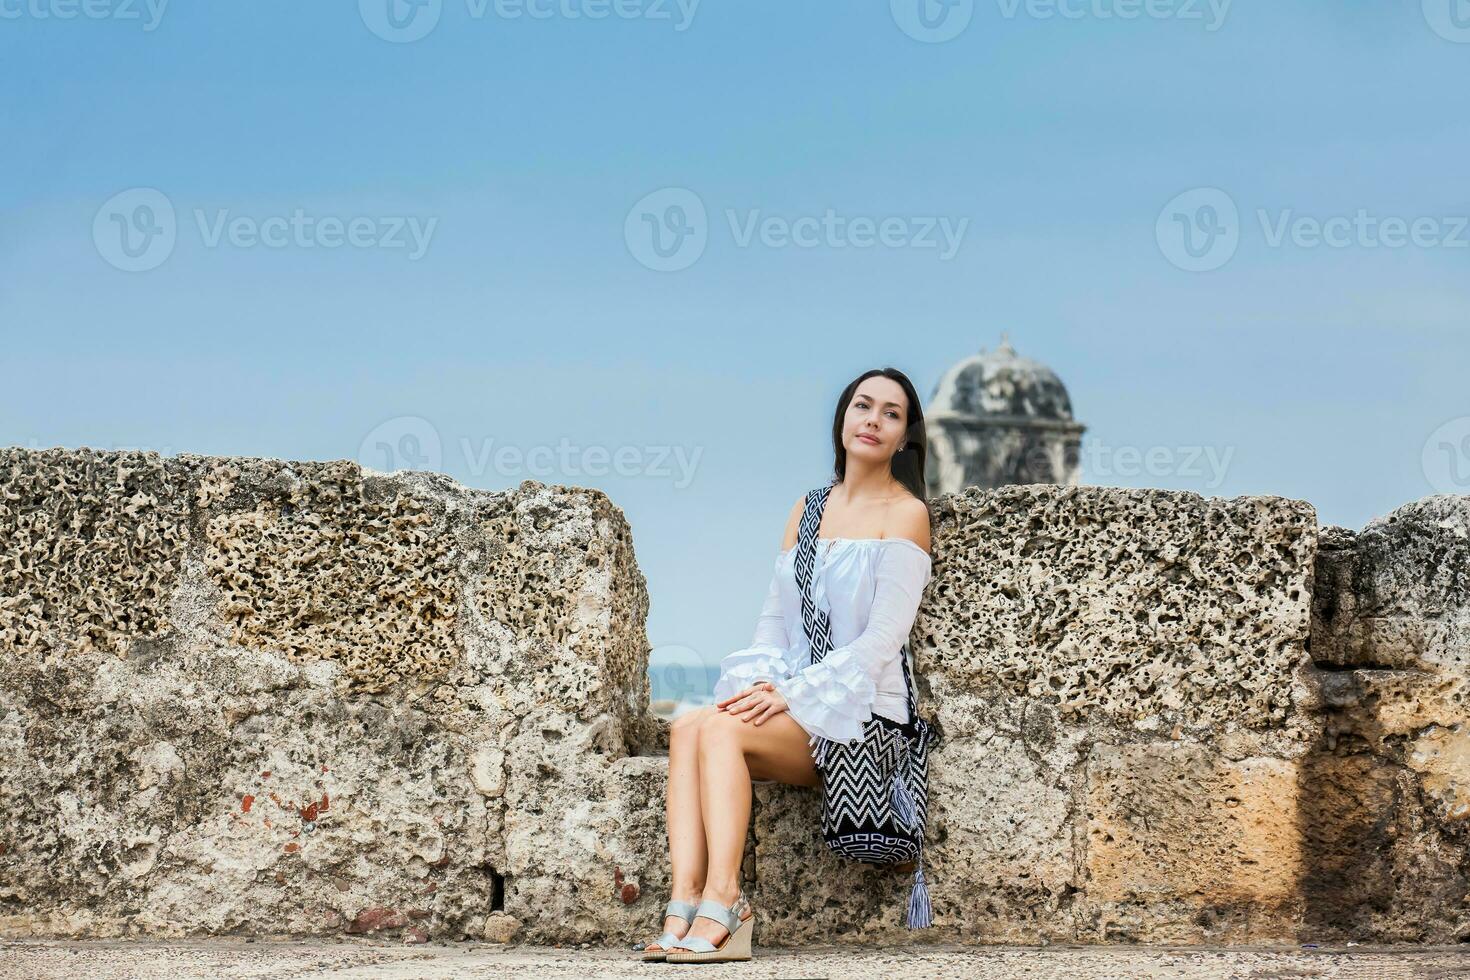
[779,494,805,551]
[887,495,932,555]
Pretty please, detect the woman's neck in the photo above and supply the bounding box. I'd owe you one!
[836,459,902,504]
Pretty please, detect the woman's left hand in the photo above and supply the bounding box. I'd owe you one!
[715,681,789,726]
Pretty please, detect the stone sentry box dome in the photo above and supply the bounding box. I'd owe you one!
[924,333,1086,496]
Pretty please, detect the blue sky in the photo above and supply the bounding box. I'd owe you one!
[3,1,1468,695]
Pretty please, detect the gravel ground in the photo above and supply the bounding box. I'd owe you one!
[1,939,1468,980]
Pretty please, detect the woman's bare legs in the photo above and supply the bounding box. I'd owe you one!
[678,706,819,949]
[650,705,717,951]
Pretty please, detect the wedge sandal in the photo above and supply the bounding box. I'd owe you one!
[663,890,754,963]
[636,898,698,961]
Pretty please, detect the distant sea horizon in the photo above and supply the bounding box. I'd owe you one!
[647,663,720,704]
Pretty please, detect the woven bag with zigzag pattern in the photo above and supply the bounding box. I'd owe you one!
[792,480,937,929]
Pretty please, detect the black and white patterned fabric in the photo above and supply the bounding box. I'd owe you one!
[793,480,936,929]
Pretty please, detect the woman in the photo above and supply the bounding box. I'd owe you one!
[640,368,934,964]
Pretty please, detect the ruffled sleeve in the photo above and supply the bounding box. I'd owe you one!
[773,541,932,748]
[712,551,794,701]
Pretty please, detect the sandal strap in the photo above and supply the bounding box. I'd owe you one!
[664,898,698,921]
[669,936,717,953]
[690,891,749,935]
[643,899,700,951]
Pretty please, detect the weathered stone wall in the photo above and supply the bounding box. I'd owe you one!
[1306,496,1470,940]
[1,449,1465,946]
[748,486,1468,946]
[0,448,657,942]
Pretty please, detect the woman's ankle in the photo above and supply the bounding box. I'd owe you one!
[701,881,741,906]
[671,881,705,904]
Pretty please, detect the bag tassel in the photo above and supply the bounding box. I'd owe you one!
[896,761,931,929]
[810,733,831,770]
[905,851,932,930]
[890,769,917,830]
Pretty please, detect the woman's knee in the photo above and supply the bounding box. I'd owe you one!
[670,705,716,743]
[694,709,745,755]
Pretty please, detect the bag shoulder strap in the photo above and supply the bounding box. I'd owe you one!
[793,483,834,664]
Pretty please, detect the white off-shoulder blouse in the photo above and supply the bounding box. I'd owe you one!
[712,537,933,759]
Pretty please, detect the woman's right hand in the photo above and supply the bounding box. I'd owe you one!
[715,680,773,710]
[716,682,788,726]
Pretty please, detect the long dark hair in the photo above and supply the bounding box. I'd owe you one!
[829,368,930,508]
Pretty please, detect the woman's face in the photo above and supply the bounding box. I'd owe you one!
[843,377,910,463]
